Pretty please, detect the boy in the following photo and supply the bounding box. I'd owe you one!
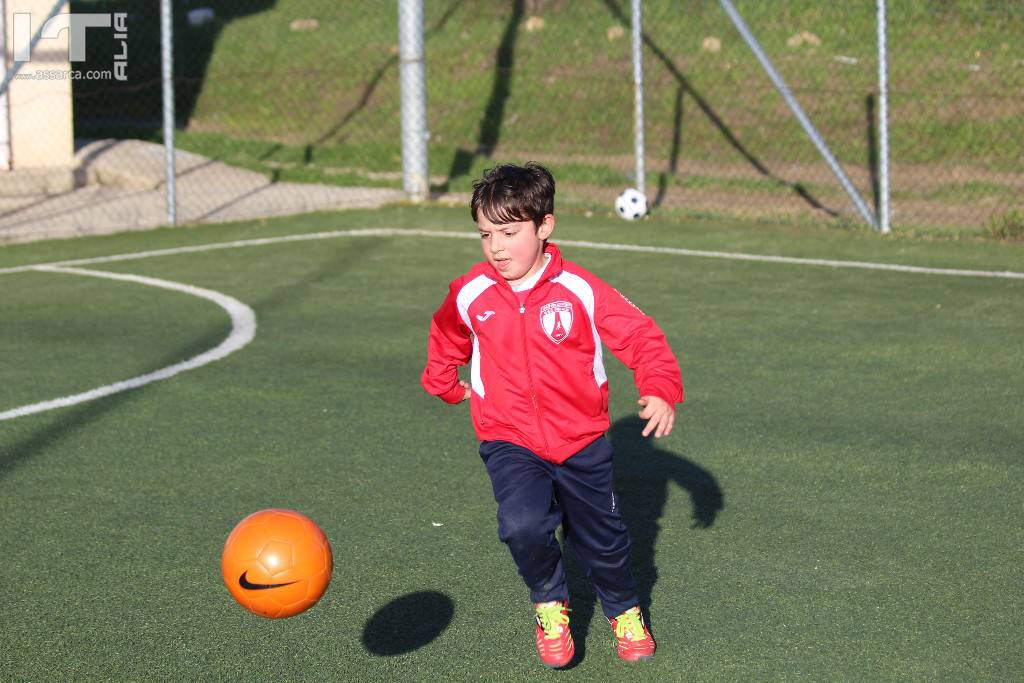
[421,162,683,668]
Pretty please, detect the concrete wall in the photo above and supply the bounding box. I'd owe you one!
[5,0,74,169]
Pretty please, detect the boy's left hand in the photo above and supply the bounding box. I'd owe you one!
[638,395,674,438]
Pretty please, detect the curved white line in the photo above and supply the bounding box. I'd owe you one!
[0,228,1021,280]
[0,266,257,422]
[0,228,1019,419]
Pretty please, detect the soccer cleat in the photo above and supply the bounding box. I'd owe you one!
[609,606,655,662]
[533,600,575,668]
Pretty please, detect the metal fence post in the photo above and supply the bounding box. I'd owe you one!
[630,0,645,198]
[877,0,891,234]
[398,0,428,202]
[160,0,176,226]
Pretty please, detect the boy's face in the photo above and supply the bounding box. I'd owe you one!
[477,213,555,287]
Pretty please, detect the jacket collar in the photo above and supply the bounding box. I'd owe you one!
[479,242,564,290]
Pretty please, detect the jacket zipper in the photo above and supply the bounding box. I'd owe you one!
[517,293,552,456]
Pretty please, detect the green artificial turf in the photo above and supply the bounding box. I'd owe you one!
[1,205,1022,680]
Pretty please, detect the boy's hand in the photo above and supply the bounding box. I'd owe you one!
[638,395,674,438]
[458,380,470,402]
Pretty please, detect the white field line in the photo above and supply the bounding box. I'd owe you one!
[0,228,1022,279]
[0,266,256,422]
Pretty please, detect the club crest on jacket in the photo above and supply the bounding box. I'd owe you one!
[540,301,573,344]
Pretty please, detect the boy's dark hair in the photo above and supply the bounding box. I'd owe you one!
[470,162,555,227]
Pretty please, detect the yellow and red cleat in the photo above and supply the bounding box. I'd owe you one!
[533,600,575,668]
[609,606,655,662]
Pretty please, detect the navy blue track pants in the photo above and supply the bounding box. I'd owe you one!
[479,436,639,619]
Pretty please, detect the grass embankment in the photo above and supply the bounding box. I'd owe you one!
[73,1,1024,233]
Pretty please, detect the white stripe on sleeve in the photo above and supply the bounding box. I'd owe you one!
[456,274,496,397]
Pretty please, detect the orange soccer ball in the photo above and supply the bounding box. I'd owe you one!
[221,508,333,618]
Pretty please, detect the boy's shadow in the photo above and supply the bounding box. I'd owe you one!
[563,416,723,660]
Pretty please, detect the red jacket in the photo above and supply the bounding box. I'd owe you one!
[421,243,683,463]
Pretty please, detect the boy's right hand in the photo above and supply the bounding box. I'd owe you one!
[638,395,674,438]
[458,380,471,402]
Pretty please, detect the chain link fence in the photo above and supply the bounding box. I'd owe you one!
[1,0,1020,242]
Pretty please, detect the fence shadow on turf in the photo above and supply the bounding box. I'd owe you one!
[362,591,455,656]
[600,0,839,217]
[440,0,525,193]
[73,1,277,138]
[562,416,723,660]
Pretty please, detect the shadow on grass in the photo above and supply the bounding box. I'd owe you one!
[311,0,464,154]
[211,0,462,188]
[362,591,455,656]
[440,0,525,193]
[865,93,881,218]
[72,0,277,135]
[562,416,723,656]
[600,0,838,217]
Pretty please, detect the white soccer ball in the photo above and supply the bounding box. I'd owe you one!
[615,188,647,221]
